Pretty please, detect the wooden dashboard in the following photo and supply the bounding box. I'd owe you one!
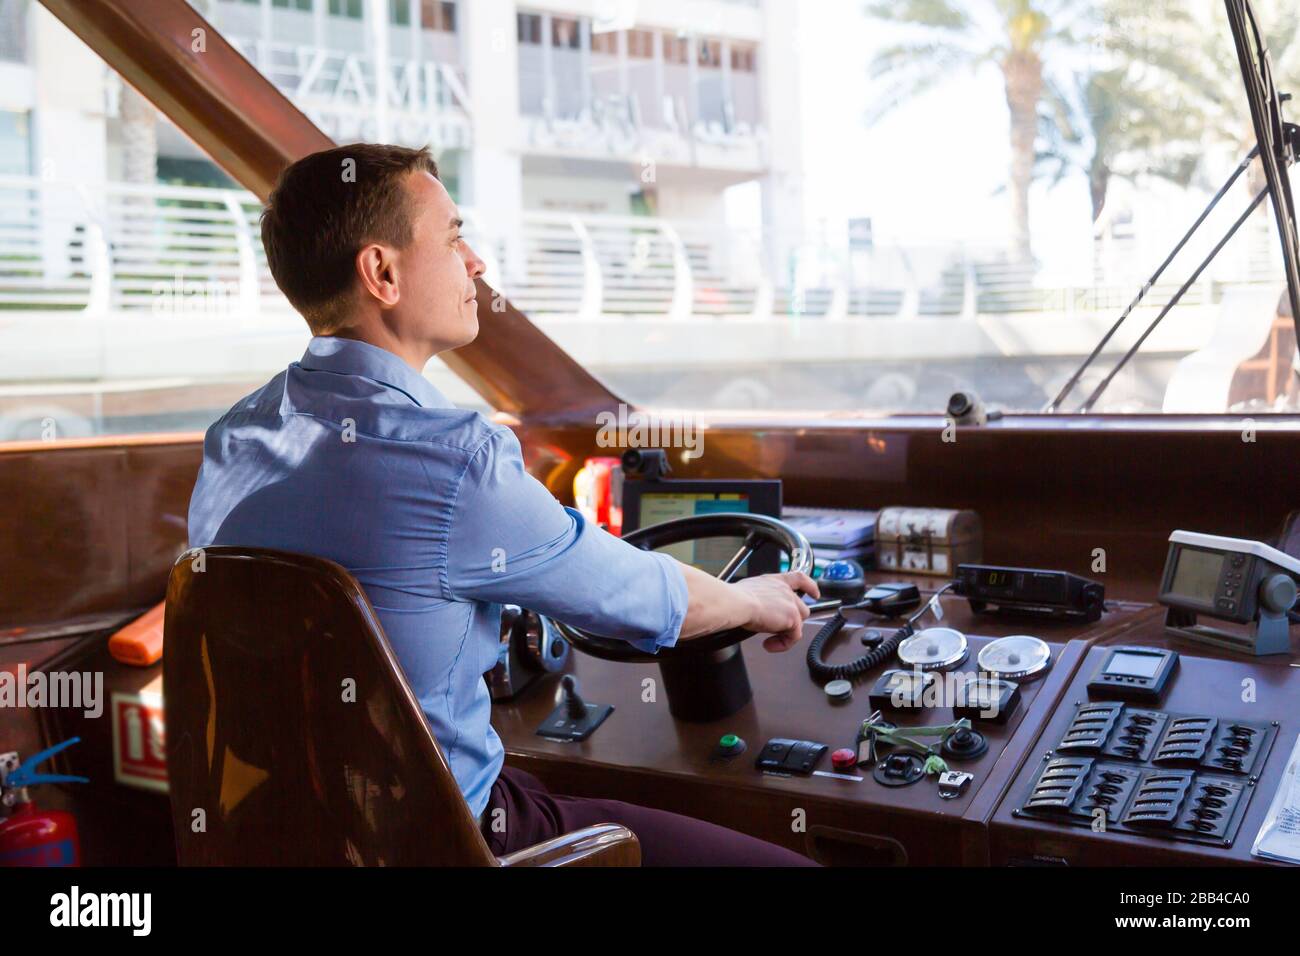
[990,615,1300,866]
[492,577,1299,866]
[491,581,1151,865]
[4,436,1299,867]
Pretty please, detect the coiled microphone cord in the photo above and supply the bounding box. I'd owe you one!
[805,583,954,684]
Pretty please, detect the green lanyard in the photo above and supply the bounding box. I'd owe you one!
[857,713,973,775]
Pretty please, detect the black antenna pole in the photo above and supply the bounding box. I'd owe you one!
[1077,185,1270,413]
[1044,145,1259,413]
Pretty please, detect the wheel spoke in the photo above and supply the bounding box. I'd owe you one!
[716,531,763,582]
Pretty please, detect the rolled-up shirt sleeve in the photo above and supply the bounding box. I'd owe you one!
[441,426,686,653]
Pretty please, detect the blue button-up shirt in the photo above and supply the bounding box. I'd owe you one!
[188,336,687,817]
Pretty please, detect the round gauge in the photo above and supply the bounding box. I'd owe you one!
[897,627,969,672]
[977,635,1052,681]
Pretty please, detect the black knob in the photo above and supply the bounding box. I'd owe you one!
[947,392,973,418]
[1259,573,1297,614]
[561,674,587,719]
[884,754,911,778]
[620,448,671,480]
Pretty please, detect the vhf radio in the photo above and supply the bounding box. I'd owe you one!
[954,564,1105,622]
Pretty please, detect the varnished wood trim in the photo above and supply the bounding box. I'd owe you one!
[497,823,641,867]
[0,432,205,455]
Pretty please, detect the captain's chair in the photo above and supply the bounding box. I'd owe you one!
[163,547,639,866]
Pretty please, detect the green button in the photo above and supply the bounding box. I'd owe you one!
[720,734,739,749]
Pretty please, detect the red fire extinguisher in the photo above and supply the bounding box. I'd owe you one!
[0,737,88,866]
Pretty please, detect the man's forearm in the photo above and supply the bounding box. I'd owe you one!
[675,561,756,640]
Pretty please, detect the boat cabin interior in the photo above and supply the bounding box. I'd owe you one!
[4,0,1300,886]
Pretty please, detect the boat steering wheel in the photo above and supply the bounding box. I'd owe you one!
[553,512,814,663]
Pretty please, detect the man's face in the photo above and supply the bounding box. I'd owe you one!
[391,171,486,351]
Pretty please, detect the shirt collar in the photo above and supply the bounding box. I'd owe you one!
[298,336,453,409]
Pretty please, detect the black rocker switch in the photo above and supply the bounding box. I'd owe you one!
[755,738,797,771]
[536,675,614,742]
[784,740,827,774]
[755,738,827,775]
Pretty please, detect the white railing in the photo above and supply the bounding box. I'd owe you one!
[0,175,1286,327]
[0,177,264,316]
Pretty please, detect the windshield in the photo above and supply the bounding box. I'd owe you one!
[2,0,1300,443]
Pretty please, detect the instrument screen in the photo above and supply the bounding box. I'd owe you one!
[1169,547,1223,602]
[1104,650,1163,678]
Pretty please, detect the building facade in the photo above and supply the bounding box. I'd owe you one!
[0,0,805,274]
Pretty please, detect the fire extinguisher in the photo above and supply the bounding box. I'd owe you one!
[0,737,88,867]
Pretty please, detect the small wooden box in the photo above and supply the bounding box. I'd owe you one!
[875,507,983,577]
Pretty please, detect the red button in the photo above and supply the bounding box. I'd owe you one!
[831,748,857,770]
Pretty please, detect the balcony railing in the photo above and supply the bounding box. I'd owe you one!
[0,175,1281,332]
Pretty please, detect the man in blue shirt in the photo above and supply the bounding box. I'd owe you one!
[189,144,818,866]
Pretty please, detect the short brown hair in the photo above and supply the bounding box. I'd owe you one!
[260,143,439,334]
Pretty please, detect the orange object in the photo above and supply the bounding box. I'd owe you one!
[108,601,166,667]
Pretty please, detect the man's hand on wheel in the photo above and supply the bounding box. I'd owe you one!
[733,571,820,652]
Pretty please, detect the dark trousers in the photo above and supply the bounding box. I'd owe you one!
[481,766,819,866]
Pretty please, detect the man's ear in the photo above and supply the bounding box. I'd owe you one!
[355,242,400,308]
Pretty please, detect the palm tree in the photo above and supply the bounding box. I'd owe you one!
[1118,0,1300,199]
[1039,0,1300,269]
[864,0,1096,260]
[1036,64,1203,223]
[119,83,158,188]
